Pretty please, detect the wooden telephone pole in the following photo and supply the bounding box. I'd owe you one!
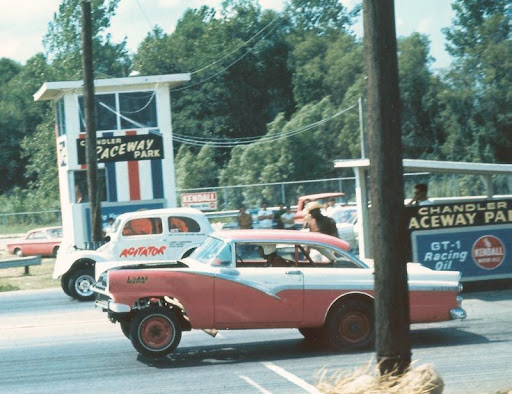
[363,0,411,374]
[81,0,103,242]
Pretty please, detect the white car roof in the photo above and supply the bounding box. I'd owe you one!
[116,207,206,220]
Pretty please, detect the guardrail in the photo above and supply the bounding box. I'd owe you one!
[0,256,42,275]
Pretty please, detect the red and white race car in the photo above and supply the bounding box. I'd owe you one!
[92,230,466,359]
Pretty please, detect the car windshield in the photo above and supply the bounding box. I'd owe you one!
[190,236,232,266]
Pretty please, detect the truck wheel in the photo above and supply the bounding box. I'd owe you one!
[298,327,325,341]
[326,300,374,351]
[67,268,96,301]
[130,307,182,359]
[60,275,72,297]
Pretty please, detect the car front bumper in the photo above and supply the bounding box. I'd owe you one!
[450,307,467,320]
[93,287,131,313]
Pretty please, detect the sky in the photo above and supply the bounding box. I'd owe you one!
[0,0,454,70]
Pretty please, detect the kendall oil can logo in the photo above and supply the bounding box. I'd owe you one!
[472,235,505,270]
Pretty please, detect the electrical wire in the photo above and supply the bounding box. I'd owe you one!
[190,14,281,76]
[171,103,358,148]
[170,19,282,93]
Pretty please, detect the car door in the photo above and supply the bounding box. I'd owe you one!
[214,242,304,326]
[23,231,49,255]
[117,216,167,260]
[165,215,205,259]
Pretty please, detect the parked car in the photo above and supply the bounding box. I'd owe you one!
[92,229,466,359]
[6,226,62,257]
[53,208,213,301]
[331,206,360,250]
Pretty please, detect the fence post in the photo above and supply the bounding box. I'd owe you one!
[223,187,228,210]
[281,183,286,205]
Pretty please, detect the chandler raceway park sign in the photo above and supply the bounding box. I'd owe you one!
[407,199,512,281]
[77,134,164,164]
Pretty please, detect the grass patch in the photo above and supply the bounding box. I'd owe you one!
[0,251,60,292]
[317,361,444,394]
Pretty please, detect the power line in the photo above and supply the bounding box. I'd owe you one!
[171,103,358,148]
[170,18,282,93]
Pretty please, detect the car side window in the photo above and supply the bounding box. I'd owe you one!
[296,244,360,268]
[235,243,266,267]
[168,216,200,233]
[122,218,162,236]
[28,231,45,240]
[235,243,294,268]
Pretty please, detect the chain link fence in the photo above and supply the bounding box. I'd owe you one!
[177,177,356,211]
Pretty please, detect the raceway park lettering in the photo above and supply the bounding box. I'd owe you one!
[408,200,512,230]
[120,246,167,258]
[77,134,164,164]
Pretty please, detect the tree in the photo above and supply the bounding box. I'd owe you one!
[398,33,446,159]
[440,0,511,163]
[175,145,220,190]
[0,54,52,194]
[134,2,294,170]
[43,0,131,79]
[13,0,131,206]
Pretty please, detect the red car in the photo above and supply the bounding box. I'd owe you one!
[7,226,63,257]
[92,230,466,359]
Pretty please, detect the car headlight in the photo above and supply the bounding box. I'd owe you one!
[95,271,108,290]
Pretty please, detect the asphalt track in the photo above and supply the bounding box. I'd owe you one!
[0,287,511,393]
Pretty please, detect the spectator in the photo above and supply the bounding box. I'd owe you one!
[237,206,253,229]
[305,201,338,237]
[257,201,274,229]
[274,202,287,229]
[280,206,296,229]
[407,183,432,206]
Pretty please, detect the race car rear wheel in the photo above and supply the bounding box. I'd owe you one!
[130,307,182,359]
[326,300,374,351]
[298,327,325,341]
[67,268,95,301]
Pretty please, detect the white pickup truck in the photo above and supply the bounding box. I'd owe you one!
[53,208,213,301]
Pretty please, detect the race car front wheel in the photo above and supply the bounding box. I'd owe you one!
[130,306,182,359]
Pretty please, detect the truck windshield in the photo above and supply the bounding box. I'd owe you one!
[190,236,232,266]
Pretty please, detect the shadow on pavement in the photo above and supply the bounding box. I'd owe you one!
[136,324,491,368]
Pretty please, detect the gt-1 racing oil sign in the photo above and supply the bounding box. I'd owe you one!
[407,199,512,281]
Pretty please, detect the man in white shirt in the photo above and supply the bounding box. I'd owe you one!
[280,206,296,229]
[257,202,274,229]
[406,183,433,206]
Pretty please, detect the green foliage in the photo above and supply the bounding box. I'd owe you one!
[134,1,294,170]
[398,33,446,159]
[0,54,52,193]
[440,0,511,163]
[175,145,220,190]
[0,0,510,213]
[44,0,131,79]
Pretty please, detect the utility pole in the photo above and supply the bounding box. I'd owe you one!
[81,0,102,242]
[358,97,366,159]
[363,0,411,375]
